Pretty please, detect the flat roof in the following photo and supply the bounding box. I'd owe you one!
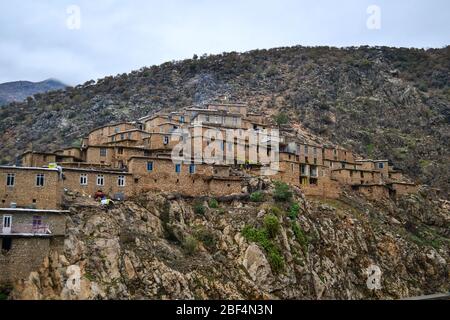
[356,159,389,162]
[62,167,132,175]
[0,208,70,214]
[88,121,135,135]
[22,151,57,156]
[0,166,59,172]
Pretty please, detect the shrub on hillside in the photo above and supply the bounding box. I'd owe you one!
[264,214,280,238]
[208,198,219,209]
[182,236,198,255]
[193,201,206,215]
[250,191,264,202]
[273,181,292,202]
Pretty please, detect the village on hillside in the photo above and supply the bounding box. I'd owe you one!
[0,99,418,285]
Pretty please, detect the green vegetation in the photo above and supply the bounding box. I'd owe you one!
[193,201,206,215]
[263,214,280,239]
[288,203,300,220]
[269,206,284,217]
[273,181,292,202]
[182,236,199,255]
[208,198,219,209]
[273,112,289,126]
[242,225,285,273]
[366,143,375,157]
[292,222,308,251]
[250,191,264,202]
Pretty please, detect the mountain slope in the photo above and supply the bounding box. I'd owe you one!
[0,46,448,195]
[0,79,67,106]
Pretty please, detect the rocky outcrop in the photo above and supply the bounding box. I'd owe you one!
[9,183,449,300]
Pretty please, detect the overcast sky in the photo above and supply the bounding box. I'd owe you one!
[1,0,448,85]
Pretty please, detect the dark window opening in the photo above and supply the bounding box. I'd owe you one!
[2,237,12,252]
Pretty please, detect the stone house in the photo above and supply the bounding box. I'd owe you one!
[0,208,67,286]
[0,166,63,210]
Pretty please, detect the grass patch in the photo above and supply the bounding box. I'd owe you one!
[250,191,264,202]
[193,201,206,215]
[292,222,308,251]
[182,236,199,255]
[288,203,300,219]
[263,214,280,238]
[242,223,285,273]
[208,198,219,209]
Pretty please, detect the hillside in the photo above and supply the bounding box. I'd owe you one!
[9,180,450,300]
[0,79,67,106]
[0,46,448,196]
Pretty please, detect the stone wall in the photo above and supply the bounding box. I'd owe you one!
[0,167,62,209]
[1,210,66,236]
[356,184,390,200]
[0,236,64,286]
[62,168,132,198]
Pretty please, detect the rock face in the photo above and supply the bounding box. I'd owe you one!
[9,184,449,300]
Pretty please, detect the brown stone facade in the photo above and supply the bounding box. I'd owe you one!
[0,208,67,286]
[13,100,417,203]
[0,167,62,210]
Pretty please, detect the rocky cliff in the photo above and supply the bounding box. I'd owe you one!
[9,180,449,300]
[0,46,448,196]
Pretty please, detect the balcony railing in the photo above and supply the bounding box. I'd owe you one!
[1,224,51,235]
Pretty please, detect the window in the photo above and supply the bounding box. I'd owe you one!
[313,147,317,155]
[111,136,115,142]
[118,176,125,187]
[32,216,42,228]
[100,148,107,157]
[80,174,88,185]
[301,164,306,175]
[189,164,196,174]
[180,116,185,123]
[144,150,150,157]
[291,163,295,172]
[6,173,15,187]
[163,136,169,145]
[1,237,12,252]
[304,146,308,154]
[120,133,125,140]
[36,174,45,187]
[311,166,318,177]
[341,162,345,169]
[115,127,119,133]
[147,161,153,172]
[96,175,104,186]
[118,148,124,155]
[377,162,385,169]
[175,164,181,173]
